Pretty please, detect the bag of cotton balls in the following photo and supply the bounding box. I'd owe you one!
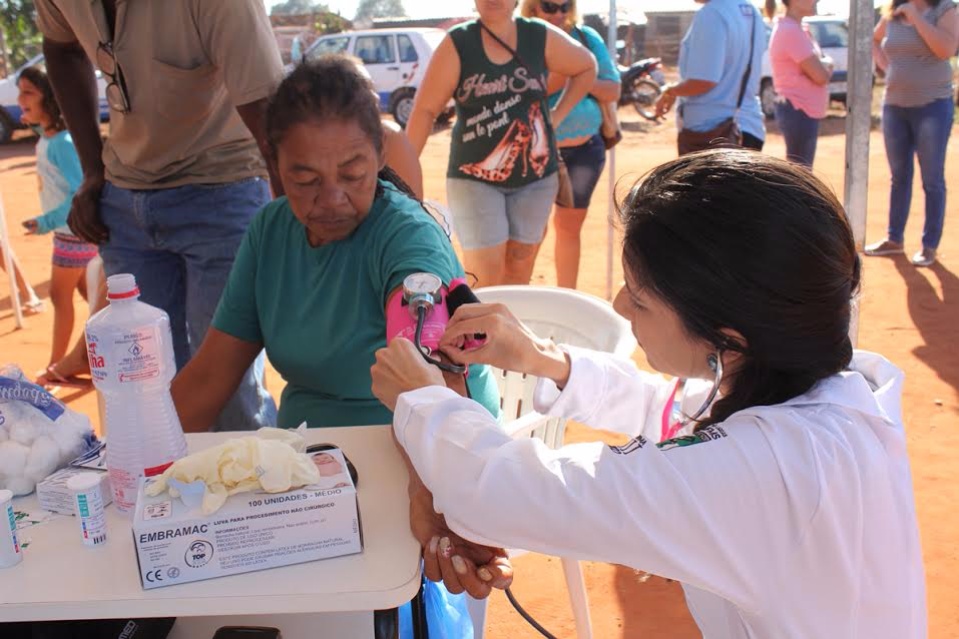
[0,364,96,496]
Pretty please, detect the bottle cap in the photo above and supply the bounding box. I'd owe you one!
[66,473,103,493]
[106,274,140,300]
[0,489,11,504]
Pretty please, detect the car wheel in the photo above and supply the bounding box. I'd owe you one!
[390,90,416,129]
[0,111,14,144]
[760,79,777,120]
[631,78,662,121]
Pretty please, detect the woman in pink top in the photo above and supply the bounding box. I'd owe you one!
[766,0,834,166]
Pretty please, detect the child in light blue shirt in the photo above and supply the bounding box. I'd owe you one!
[18,67,98,386]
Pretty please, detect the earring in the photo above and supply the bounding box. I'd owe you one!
[707,352,719,373]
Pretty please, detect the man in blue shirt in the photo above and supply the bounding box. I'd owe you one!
[654,0,767,151]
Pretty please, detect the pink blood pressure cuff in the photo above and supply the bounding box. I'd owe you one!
[386,283,450,351]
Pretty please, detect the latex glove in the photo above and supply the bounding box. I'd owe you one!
[146,427,321,514]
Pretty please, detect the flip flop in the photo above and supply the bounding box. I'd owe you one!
[36,363,93,390]
[22,299,45,315]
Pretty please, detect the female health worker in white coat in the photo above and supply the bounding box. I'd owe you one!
[371,149,926,638]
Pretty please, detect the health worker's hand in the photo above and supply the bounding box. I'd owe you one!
[654,86,677,120]
[371,338,446,411]
[440,303,571,387]
[21,219,38,235]
[67,174,108,244]
[409,481,513,598]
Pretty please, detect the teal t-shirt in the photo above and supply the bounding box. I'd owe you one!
[212,180,500,428]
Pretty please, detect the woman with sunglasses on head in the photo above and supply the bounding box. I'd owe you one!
[406,0,596,287]
[520,0,621,289]
[372,149,926,638]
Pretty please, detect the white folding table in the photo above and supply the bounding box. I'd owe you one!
[0,427,422,638]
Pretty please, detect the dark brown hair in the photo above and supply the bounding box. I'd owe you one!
[17,66,66,132]
[620,150,861,428]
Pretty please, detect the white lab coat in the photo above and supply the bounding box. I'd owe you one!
[393,347,927,639]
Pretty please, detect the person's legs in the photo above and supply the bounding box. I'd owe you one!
[553,205,588,287]
[152,177,277,431]
[775,99,820,168]
[46,264,85,365]
[98,182,190,367]
[554,136,606,288]
[503,173,558,284]
[912,97,954,254]
[882,104,915,246]
[446,178,510,287]
[47,234,99,365]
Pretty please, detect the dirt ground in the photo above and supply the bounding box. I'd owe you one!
[1,107,956,637]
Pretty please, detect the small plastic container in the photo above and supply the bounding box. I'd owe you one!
[0,489,23,568]
[67,473,108,547]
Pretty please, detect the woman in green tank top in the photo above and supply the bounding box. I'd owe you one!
[407,0,596,287]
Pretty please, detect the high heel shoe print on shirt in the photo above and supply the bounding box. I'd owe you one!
[459,118,531,183]
[459,103,551,183]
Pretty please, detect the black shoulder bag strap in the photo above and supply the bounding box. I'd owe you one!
[477,20,546,87]
[736,10,758,114]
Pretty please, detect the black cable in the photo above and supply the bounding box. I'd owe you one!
[505,586,559,639]
[414,305,466,375]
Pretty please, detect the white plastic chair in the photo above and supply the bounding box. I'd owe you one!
[467,285,637,639]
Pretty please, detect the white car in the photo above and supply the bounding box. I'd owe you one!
[295,28,453,128]
[760,16,850,119]
[0,54,110,143]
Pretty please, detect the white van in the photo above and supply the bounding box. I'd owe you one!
[296,28,453,128]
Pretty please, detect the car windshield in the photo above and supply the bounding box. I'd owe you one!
[809,20,848,49]
[307,36,350,60]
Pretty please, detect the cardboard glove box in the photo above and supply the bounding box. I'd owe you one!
[132,448,362,590]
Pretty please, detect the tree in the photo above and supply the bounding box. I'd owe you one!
[270,0,329,16]
[354,0,406,23]
[0,0,41,74]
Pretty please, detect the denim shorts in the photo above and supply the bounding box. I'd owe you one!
[446,173,559,250]
[559,134,607,209]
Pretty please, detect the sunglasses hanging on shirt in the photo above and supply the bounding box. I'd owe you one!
[92,0,132,113]
[540,0,571,14]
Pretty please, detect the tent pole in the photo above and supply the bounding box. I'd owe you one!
[844,0,874,345]
[0,191,25,329]
[605,0,617,301]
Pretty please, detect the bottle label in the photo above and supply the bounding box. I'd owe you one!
[87,326,163,384]
[109,466,139,512]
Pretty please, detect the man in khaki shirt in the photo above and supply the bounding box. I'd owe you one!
[35,0,283,431]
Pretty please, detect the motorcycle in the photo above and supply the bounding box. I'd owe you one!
[618,57,666,121]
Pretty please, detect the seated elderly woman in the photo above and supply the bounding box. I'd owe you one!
[172,55,497,431]
[171,56,512,600]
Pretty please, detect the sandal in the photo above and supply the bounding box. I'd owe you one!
[22,298,45,315]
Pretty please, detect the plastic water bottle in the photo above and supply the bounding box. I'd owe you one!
[85,274,188,513]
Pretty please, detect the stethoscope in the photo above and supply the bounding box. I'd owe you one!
[661,352,724,441]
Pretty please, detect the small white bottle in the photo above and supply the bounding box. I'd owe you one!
[67,473,108,547]
[85,274,188,513]
[0,489,23,568]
